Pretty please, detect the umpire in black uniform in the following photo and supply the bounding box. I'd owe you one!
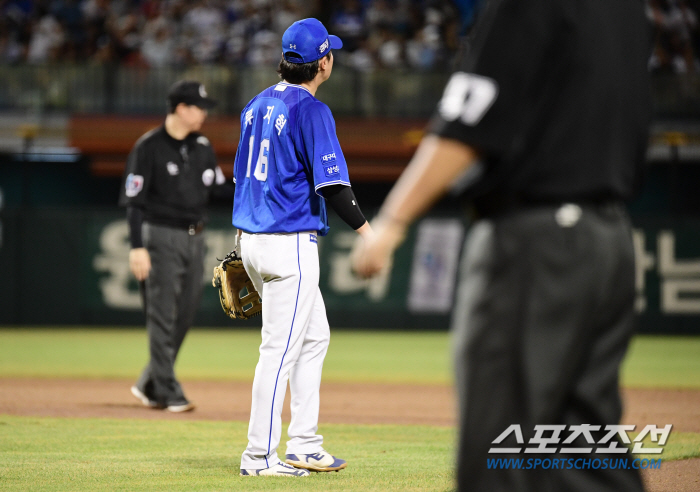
[353,1,651,491]
[119,80,226,412]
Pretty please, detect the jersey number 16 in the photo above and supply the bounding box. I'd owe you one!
[246,136,269,181]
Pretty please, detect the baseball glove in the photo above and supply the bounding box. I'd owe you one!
[212,249,262,320]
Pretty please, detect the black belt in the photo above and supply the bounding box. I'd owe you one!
[474,196,623,219]
[147,219,205,235]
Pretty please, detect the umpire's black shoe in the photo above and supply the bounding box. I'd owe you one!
[166,399,195,413]
[130,385,161,408]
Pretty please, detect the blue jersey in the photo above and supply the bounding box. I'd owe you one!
[232,82,351,236]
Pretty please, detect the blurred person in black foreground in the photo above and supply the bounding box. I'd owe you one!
[352,1,651,490]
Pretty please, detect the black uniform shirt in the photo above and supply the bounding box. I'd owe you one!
[118,125,225,227]
[429,0,652,214]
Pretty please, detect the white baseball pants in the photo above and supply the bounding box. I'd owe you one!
[239,231,330,470]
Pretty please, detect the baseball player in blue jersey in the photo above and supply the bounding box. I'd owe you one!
[233,18,374,477]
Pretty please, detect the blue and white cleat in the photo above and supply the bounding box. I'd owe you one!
[240,462,310,477]
[286,449,347,472]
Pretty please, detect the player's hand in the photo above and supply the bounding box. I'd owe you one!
[351,217,406,278]
[129,248,151,281]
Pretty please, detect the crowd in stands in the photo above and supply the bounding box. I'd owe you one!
[2,0,699,74]
[648,0,700,73]
[0,0,461,71]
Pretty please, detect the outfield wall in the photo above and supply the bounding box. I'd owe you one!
[2,155,700,332]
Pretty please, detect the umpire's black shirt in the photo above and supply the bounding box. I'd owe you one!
[430,0,651,216]
[119,125,225,227]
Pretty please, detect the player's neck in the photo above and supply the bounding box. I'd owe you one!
[298,71,328,97]
[298,80,319,97]
[164,114,190,140]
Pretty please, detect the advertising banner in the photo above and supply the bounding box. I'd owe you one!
[1,208,699,333]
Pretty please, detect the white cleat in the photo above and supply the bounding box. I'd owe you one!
[286,448,347,472]
[240,462,310,477]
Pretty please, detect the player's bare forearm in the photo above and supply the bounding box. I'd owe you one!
[377,135,477,227]
[351,135,477,278]
[355,221,374,239]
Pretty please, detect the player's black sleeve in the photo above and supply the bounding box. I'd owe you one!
[322,185,366,230]
[126,205,145,248]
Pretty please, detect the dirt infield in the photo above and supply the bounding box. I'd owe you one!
[1,378,698,491]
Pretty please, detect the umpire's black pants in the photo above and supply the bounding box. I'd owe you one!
[452,204,644,492]
[136,223,205,406]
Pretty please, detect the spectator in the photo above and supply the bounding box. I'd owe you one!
[52,0,85,47]
[109,4,144,64]
[82,0,110,26]
[184,0,226,37]
[365,0,395,31]
[0,23,26,64]
[346,36,377,72]
[4,0,33,28]
[141,16,175,67]
[271,0,304,36]
[667,0,699,72]
[246,28,279,66]
[405,27,438,70]
[26,14,65,64]
[183,0,226,50]
[648,0,700,72]
[376,24,404,68]
[330,0,365,52]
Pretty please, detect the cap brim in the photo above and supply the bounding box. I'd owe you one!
[193,98,217,109]
[329,35,343,50]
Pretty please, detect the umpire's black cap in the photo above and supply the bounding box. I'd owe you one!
[167,80,217,110]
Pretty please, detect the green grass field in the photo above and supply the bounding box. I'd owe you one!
[0,329,698,491]
[0,329,452,383]
[0,417,454,492]
[1,329,698,387]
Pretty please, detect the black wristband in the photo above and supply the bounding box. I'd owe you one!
[322,185,366,230]
[126,206,145,249]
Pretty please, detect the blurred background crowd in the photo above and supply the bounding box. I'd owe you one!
[1,0,700,74]
[0,0,468,71]
[648,0,700,73]
[3,0,700,74]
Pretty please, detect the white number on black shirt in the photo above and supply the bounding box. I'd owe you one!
[438,72,498,126]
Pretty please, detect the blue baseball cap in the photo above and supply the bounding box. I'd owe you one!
[282,18,343,64]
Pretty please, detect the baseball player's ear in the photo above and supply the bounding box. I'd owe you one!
[319,53,331,71]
